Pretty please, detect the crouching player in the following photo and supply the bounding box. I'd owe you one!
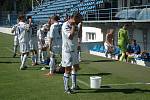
[62,13,82,94]
[17,15,30,70]
[46,15,62,76]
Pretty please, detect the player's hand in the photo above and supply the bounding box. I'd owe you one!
[29,18,32,23]
[70,18,76,25]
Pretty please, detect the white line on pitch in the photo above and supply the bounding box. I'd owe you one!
[5,47,14,52]
[105,82,150,86]
[77,78,150,88]
[77,79,89,87]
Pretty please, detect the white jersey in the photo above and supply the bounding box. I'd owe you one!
[47,22,62,48]
[17,22,30,43]
[62,21,78,53]
[37,29,48,48]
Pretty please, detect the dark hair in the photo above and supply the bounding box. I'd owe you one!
[51,15,60,21]
[70,12,82,19]
[132,39,136,43]
[124,24,129,27]
[18,15,25,21]
[27,16,32,19]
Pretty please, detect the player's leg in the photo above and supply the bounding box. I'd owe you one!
[62,51,73,93]
[30,40,36,66]
[34,50,38,64]
[71,52,80,90]
[30,50,35,65]
[104,43,109,58]
[64,67,72,93]
[20,43,29,70]
[119,46,127,62]
[71,64,80,90]
[20,52,29,69]
[48,54,55,75]
[33,40,38,65]
[119,51,126,61]
[13,36,18,57]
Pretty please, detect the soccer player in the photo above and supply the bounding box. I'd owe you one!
[104,29,114,58]
[118,24,129,62]
[11,20,19,58]
[46,15,62,76]
[37,24,49,64]
[17,15,30,70]
[62,12,82,94]
[27,16,38,66]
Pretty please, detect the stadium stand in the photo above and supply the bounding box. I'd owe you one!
[26,0,104,22]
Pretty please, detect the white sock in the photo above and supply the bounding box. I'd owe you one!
[21,54,27,67]
[41,51,44,62]
[38,50,42,62]
[20,55,23,62]
[14,45,17,54]
[78,52,81,61]
[64,73,70,91]
[49,57,55,74]
[71,70,77,89]
[35,54,38,63]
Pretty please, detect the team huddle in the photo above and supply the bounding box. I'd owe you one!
[11,13,82,94]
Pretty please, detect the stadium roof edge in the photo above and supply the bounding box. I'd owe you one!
[83,20,150,23]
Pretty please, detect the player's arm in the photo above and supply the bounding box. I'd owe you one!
[77,23,82,50]
[68,24,76,40]
[78,22,82,44]
[105,34,111,45]
[47,25,54,51]
[48,38,53,52]
[11,26,16,34]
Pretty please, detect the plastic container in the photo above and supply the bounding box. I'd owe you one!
[90,76,101,89]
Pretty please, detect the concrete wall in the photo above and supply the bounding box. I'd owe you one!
[0,27,12,35]
[82,27,103,42]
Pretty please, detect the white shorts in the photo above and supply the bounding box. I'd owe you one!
[14,36,19,46]
[104,42,114,52]
[29,39,38,51]
[62,51,79,67]
[19,42,30,53]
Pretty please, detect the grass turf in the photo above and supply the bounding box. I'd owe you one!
[0,32,150,100]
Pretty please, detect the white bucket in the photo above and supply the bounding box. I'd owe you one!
[90,76,101,89]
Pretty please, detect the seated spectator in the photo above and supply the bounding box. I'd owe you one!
[126,39,141,63]
[131,39,141,55]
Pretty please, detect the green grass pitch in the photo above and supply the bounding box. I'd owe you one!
[0,32,150,100]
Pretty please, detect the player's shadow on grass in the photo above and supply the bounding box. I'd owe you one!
[0,56,20,58]
[92,59,116,62]
[78,88,150,94]
[78,73,112,76]
[81,59,116,64]
[0,61,20,63]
